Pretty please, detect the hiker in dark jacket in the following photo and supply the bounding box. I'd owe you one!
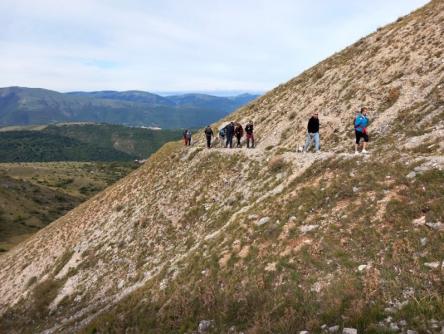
[225,122,235,148]
[183,129,189,146]
[204,125,214,148]
[234,123,244,148]
[185,129,192,146]
[245,121,254,148]
[303,113,320,152]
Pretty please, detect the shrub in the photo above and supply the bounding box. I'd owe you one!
[32,278,62,316]
[384,87,401,109]
[269,156,286,173]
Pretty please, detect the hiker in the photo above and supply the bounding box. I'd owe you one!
[245,120,254,148]
[218,126,226,147]
[234,123,244,148]
[185,129,192,146]
[303,113,320,153]
[183,129,189,146]
[225,122,235,148]
[354,107,369,154]
[204,125,214,148]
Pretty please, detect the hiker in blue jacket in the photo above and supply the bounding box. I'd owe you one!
[354,107,369,154]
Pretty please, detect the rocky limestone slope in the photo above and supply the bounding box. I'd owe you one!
[0,1,443,333]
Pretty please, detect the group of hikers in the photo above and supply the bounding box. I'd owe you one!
[182,107,370,154]
[183,120,255,149]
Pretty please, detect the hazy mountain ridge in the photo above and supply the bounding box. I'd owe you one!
[0,1,443,333]
[0,87,259,128]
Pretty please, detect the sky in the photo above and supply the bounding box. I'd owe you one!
[0,0,430,94]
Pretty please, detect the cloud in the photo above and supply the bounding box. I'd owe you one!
[0,0,430,92]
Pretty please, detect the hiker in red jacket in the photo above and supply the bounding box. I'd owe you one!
[234,123,244,148]
[245,121,254,148]
[183,129,188,146]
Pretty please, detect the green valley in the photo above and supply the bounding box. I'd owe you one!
[0,123,183,162]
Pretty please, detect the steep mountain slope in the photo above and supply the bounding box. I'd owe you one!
[0,87,258,128]
[0,1,443,333]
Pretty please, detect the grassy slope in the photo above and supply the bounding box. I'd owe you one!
[0,162,138,252]
[82,154,444,333]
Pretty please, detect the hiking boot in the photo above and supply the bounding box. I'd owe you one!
[362,149,369,154]
[355,151,359,155]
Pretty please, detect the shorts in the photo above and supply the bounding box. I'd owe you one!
[355,130,369,144]
[246,133,254,140]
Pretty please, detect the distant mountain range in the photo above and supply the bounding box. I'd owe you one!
[0,87,259,128]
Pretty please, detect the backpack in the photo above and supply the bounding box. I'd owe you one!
[219,128,225,137]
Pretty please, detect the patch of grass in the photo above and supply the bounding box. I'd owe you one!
[53,250,74,276]
[31,278,64,317]
[382,87,401,110]
[268,156,286,173]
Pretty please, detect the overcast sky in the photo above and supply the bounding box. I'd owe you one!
[0,0,429,93]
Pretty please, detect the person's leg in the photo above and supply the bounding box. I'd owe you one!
[303,132,311,152]
[355,131,360,153]
[314,132,320,152]
[251,134,255,148]
[362,133,369,152]
[246,135,250,148]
